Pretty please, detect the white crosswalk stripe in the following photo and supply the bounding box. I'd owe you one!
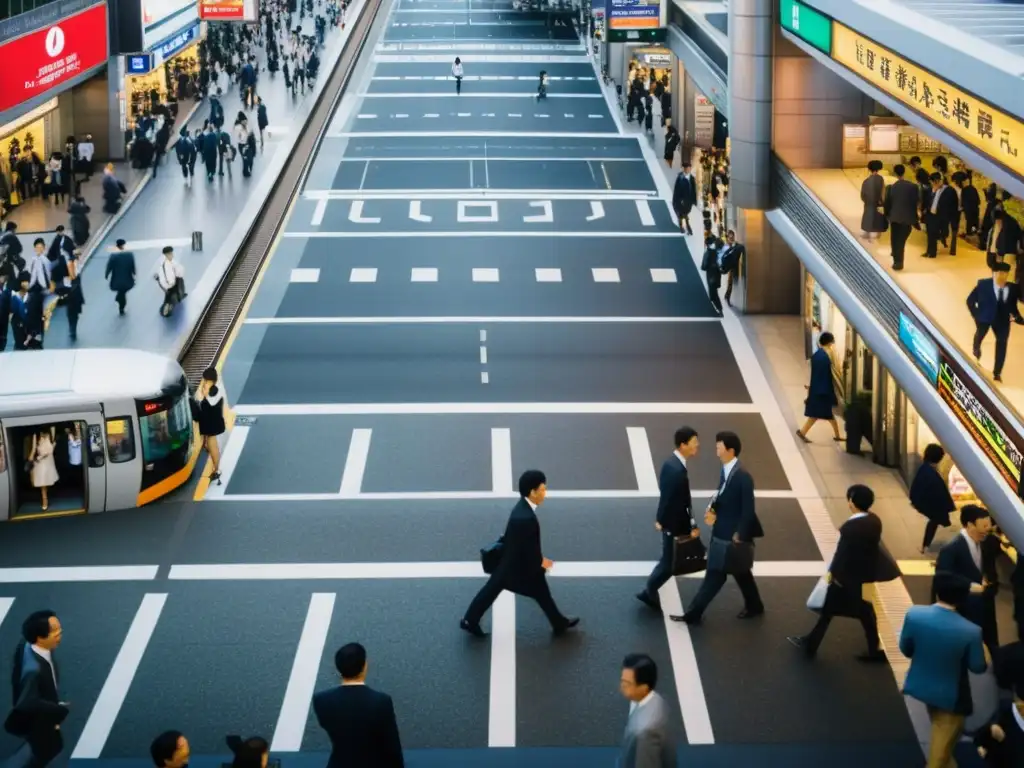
[287,268,681,284]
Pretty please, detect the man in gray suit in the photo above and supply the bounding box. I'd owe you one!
[883,163,920,271]
[618,653,676,768]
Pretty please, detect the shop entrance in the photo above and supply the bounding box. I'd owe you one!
[4,419,91,519]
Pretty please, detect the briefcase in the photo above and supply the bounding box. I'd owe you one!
[724,541,755,575]
[480,537,504,574]
[671,536,707,576]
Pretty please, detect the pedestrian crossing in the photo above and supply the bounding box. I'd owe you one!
[287,266,687,284]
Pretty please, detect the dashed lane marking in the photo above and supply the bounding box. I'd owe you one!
[356,113,378,119]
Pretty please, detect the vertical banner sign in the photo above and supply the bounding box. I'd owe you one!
[607,0,663,29]
[198,0,259,21]
[694,94,715,149]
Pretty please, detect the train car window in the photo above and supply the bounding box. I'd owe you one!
[105,418,136,464]
[87,425,105,468]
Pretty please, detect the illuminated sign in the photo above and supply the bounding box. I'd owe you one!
[779,0,831,55]
[937,354,1024,498]
[608,0,663,30]
[898,312,939,385]
[832,23,1024,181]
[126,52,155,75]
[198,0,258,22]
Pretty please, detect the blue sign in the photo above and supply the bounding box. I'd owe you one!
[607,0,662,31]
[898,312,939,385]
[125,53,154,75]
[149,21,200,61]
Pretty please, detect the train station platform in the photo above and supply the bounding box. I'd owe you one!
[32,5,368,357]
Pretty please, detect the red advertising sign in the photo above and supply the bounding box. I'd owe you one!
[198,0,257,21]
[0,3,108,114]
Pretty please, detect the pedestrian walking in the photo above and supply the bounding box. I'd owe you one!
[101,164,127,214]
[225,735,269,768]
[105,239,136,316]
[65,254,84,343]
[150,731,190,768]
[175,128,197,187]
[256,97,269,147]
[201,126,219,182]
[911,443,957,554]
[193,367,227,485]
[618,654,677,768]
[537,70,547,100]
[452,56,463,95]
[155,246,185,317]
[796,331,843,443]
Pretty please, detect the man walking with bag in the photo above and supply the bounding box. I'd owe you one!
[787,484,897,662]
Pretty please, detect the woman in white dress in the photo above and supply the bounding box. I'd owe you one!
[29,426,59,511]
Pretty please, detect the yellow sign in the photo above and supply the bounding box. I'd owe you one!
[832,22,1024,179]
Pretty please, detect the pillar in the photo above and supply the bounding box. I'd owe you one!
[729,0,772,209]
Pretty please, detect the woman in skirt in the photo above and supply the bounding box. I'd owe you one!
[194,367,227,485]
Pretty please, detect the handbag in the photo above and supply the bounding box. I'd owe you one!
[806,576,828,612]
[671,535,707,576]
[480,536,504,574]
[724,540,755,575]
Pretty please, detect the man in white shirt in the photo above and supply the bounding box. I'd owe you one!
[618,653,676,768]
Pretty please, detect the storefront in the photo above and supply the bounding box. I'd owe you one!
[124,21,205,129]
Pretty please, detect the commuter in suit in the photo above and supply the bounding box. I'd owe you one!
[901,573,989,768]
[910,443,956,554]
[975,679,1024,767]
[618,653,676,768]
[721,229,745,307]
[700,235,724,314]
[670,431,764,624]
[46,227,74,266]
[957,171,981,236]
[4,610,68,768]
[636,427,701,614]
[925,172,958,258]
[461,470,579,637]
[910,156,932,210]
[796,331,841,443]
[934,505,1000,657]
[884,163,920,270]
[984,208,1022,275]
[104,238,136,316]
[967,262,1024,382]
[312,642,404,768]
[788,484,891,662]
[150,731,191,768]
[859,160,886,239]
[672,162,697,235]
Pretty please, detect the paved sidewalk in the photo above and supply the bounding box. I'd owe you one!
[37,8,366,354]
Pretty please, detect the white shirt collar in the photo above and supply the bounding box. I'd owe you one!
[31,645,51,663]
[849,512,868,520]
[1014,702,1024,732]
[525,498,537,511]
[722,457,738,480]
[995,282,1007,299]
[673,450,687,468]
[629,690,655,714]
[341,681,365,686]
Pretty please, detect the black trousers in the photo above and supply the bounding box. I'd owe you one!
[805,584,879,655]
[973,322,1009,375]
[925,217,944,257]
[890,222,912,267]
[643,532,676,602]
[723,269,738,304]
[685,567,762,619]
[464,573,566,629]
[949,211,961,255]
[706,276,722,313]
[6,727,63,768]
[922,519,941,550]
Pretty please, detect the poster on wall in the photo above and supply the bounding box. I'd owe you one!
[198,0,258,22]
[694,94,714,149]
[0,3,108,115]
[143,0,200,50]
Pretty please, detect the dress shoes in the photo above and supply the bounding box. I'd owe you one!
[737,608,764,619]
[460,619,487,638]
[635,592,662,614]
[669,613,700,625]
[857,649,888,664]
[787,635,815,657]
[553,617,580,636]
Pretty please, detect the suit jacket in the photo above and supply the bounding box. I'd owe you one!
[807,348,836,402]
[926,186,958,232]
[672,173,696,215]
[829,513,891,586]
[967,278,1024,329]
[909,463,955,526]
[312,684,403,768]
[884,179,920,226]
[960,184,981,216]
[974,702,1024,768]
[494,499,547,594]
[105,250,136,293]
[934,534,998,627]
[709,462,763,543]
[700,243,723,286]
[5,642,67,738]
[719,243,743,275]
[655,457,694,536]
[46,235,73,264]
[899,603,987,714]
[619,692,676,768]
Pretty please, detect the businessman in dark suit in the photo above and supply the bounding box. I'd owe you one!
[883,163,919,270]
[461,470,579,637]
[4,610,68,768]
[933,504,1000,656]
[721,230,745,307]
[975,678,1024,767]
[670,431,764,624]
[700,235,724,314]
[788,484,893,662]
[312,642,403,768]
[672,162,697,235]
[637,426,701,614]
[925,172,958,258]
[46,227,74,265]
[104,238,137,316]
[967,261,1024,382]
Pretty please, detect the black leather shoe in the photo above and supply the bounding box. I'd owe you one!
[553,617,580,636]
[737,608,764,619]
[857,650,887,664]
[635,592,662,613]
[460,619,487,638]
[669,613,701,625]
[787,635,815,657]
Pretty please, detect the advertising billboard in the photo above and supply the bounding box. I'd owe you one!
[0,3,108,115]
[143,0,200,50]
[198,0,258,21]
[898,312,940,386]
[607,0,664,30]
[779,0,831,55]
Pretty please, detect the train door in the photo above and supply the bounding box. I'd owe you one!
[0,427,10,521]
[3,412,106,519]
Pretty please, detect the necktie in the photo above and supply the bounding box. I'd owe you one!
[719,468,726,490]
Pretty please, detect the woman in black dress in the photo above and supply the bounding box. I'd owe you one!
[909,443,956,554]
[195,367,227,485]
[796,331,842,443]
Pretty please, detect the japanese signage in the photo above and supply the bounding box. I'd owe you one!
[832,23,1024,181]
[607,0,664,30]
[198,0,258,22]
[126,52,155,75]
[779,0,831,55]
[937,353,1024,498]
[898,312,939,386]
[0,3,108,115]
[694,94,715,149]
[144,0,199,50]
[153,22,200,64]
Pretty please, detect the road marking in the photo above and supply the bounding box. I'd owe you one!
[167,560,829,580]
[481,371,490,383]
[508,113,522,117]
[271,593,336,752]
[424,113,440,117]
[311,198,328,226]
[339,428,373,496]
[480,330,487,342]
[232,402,759,416]
[537,114,549,118]
[0,566,159,582]
[564,113,574,118]
[330,131,618,139]
[480,345,488,364]
[409,200,433,222]
[0,598,13,629]
[650,268,677,283]
[362,92,605,99]
[192,489,801,502]
[243,316,722,326]
[72,594,168,758]
[348,200,381,224]
[523,200,553,223]
[203,425,250,499]
[626,427,659,494]
[112,238,191,251]
[458,112,472,117]
[491,427,513,494]
[636,199,655,226]
[534,268,562,282]
[411,267,439,281]
[457,200,499,222]
[592,267,621,283]
[284,231,679,238]
[305,190,658,200]
[289,269,321,283]
[395,113,409,118]
[472,267,500,282]
[326,157,647,163]
[489,592,516,747]
[349,267,378,283]
[588,114,603,118]
[356,113,377,119]
[660,580,714,744]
